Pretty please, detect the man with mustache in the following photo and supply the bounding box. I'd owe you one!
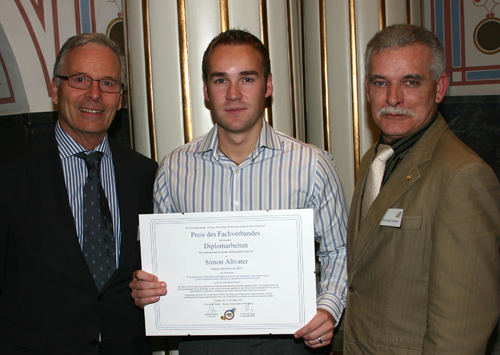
[130,29,349,354]
[0,33,157,354]
[343,24,500,354]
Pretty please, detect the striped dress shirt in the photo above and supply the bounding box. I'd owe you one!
[55,121,122,266]
[154,120,349,322]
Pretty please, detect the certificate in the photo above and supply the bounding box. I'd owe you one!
[139,209,317,336]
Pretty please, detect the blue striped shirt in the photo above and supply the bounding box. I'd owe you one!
[154,120,348,322]
[55,121,122,266]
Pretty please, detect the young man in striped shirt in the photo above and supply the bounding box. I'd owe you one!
[131,29,349,355]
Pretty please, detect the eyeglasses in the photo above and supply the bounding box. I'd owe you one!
[56,75,123,93]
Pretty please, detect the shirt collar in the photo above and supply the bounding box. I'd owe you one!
[196,119,282,161]
[55,120,111,159]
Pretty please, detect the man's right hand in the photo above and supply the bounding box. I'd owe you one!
[130,270,167,308]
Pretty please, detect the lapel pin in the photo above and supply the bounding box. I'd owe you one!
[406,174,413,180]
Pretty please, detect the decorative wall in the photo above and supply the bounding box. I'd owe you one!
[0,0,124,114]
[1,0,498,199]
[426,0,500,95]
[125,0,426,200]
[0,1,498,353]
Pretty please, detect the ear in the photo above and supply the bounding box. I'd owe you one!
[365,76,371,103]
[117,94,123,111]
[265,73,273,98]
[203,81,210,102]
[51,78,59,105]
[434,73,449,104]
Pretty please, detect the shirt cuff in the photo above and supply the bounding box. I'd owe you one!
[317,292,345,326]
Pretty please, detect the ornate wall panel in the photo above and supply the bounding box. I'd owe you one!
[302,0,323,152]
[125,0,425,198]
[425,0,500,96]
[124,0,152,157]
[0,0,122,115]
[146,0,182,159]
[386,0,409,25]
[228,0,261,38]
[304,0,425,198]
[409,0,424,26]
[352,0,382,164]
[266,0,294,134]
[129,0,302,162]
[324,0,355,199]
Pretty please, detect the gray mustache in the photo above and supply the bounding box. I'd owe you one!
[378,107,415,116]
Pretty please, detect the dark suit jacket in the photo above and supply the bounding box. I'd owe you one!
[0,128,158,354]
[344,114,500,354]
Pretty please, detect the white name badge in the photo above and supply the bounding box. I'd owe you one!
[380,208,404,228]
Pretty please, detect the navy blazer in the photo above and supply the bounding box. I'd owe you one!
[0,128,158,354]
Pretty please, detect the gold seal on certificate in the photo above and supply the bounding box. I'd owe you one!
[139,209,317,336]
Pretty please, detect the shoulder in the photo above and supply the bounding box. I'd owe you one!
[158,135,205,168]
[413,128,499,202]
[274,131,341,179]
[275,131,332,158]
[434,128,494,175]
[0,129,56,166]
[109,138,158,175]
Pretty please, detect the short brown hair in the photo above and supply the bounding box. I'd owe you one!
[202,29,271,82]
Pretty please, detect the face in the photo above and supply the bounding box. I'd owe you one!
[366,43,448,143]
[52,43,122,150]
[203,44,273,139]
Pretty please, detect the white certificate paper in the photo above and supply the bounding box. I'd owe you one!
[139,209,317,336]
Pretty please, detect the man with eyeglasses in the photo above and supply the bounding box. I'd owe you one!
[0,33,157,354]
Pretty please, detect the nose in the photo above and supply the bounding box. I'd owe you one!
[386,84,402,106]
[85,80,102,101]
[226,83,242,101]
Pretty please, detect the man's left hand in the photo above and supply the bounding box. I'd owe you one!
[294,309,335,348]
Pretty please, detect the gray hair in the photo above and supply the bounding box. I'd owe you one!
[365,24,445,80]
[53,33,126,87]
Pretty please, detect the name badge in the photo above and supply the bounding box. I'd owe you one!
[380,209,403,228]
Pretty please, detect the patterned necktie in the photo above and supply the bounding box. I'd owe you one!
[361,144,394,223]
[76,151,116,291]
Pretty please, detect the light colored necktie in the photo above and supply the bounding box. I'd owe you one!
[361,144,394,222]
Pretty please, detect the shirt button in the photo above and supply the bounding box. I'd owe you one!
[234,201,240,207]
[236,170,240,174]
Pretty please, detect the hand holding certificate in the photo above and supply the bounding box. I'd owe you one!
[139,209,317,336]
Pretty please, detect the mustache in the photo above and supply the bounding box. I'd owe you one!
[378,107,415,116]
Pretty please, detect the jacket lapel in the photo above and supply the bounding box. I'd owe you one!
[349,115,449,274]
[347,146,374,270]
[26,131,92,278]
[101,140,138,291]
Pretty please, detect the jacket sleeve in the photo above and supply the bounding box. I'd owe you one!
[424,162,500,354]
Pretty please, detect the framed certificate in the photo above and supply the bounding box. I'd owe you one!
[139,209,317,336]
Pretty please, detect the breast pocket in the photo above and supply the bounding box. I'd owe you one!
[399,216,422,230]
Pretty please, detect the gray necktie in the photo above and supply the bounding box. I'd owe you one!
[76,152,116,291]
[361,144,394,222]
